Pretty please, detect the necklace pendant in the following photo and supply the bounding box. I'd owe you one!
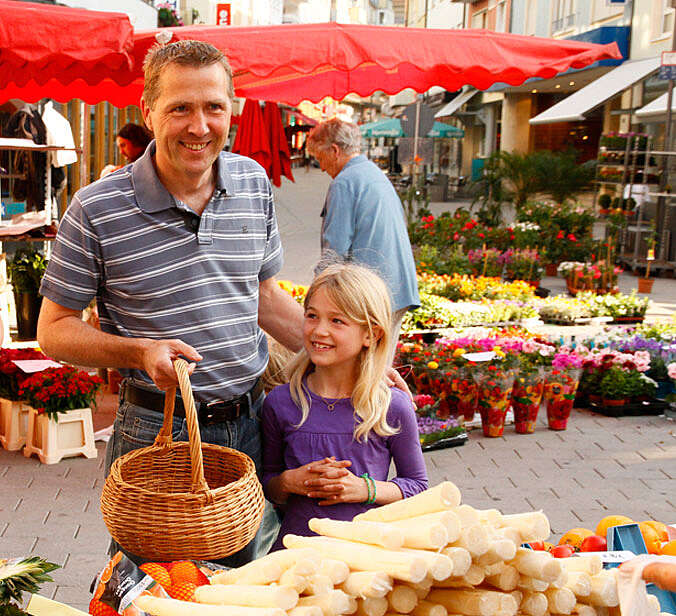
[327,402,336,411]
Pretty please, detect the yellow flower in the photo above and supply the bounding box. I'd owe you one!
[495,350,506,358]
[427,361,439,369]
[453,348,466,357]
[277,280,293,293]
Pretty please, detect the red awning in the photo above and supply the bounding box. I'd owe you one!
[0,0,134,90]
[0,22,622,106]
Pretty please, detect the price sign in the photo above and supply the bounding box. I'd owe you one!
[659,51,676,80]
[216,3,231,25]
[647,248,655,261]
[574,550,635,564]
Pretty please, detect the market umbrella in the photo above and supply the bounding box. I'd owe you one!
[232,99,270,172]
[0,22,622,106]
[360,118,464,138]
[0,0,133,90]
[263,102,294,187]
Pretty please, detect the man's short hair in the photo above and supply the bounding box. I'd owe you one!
[142,39,234,109]
[307,118,361,156]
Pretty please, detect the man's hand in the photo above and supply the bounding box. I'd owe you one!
[386,367,415,407]
[141,339,202,390]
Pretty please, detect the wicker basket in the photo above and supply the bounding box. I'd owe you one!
[101,359,264,561]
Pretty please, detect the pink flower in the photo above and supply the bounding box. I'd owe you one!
[668,362,676,380]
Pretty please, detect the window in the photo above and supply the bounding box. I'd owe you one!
[552,0,575,33]
[495,0,506,32]
[525,0,538,35]
[662,0,674,36]
[472,9,487,29]
[591,0,624,24]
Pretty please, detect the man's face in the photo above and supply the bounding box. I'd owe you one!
[141,62,232,182]
[314,144,342,179]
[116,136,145,163]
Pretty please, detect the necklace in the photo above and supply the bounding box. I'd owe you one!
[315,391,345,411]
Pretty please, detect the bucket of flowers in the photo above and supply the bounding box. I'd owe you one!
[544,348,583,430]
[511,340,554,434]
[470,349,519,437]
[500,248,543,287]
[414,394,467,450]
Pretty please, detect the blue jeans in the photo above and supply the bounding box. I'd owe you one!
[104,380,279,568]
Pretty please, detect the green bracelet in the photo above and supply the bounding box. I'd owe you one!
[367,475,377,505]
[360,472,372,505]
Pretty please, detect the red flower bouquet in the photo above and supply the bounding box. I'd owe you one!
[0,347,49,400]
[473,366,518,437]
[18,366,104,421]
[544,368,581,430]
[511,368,545,434]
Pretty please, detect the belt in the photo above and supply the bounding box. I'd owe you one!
[123,380,264,425]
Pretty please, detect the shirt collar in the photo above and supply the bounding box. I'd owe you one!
[132,141,237,213]
[338,154,366,175]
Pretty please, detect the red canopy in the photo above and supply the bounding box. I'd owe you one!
[263,102,294,187]
[0,22,622,106]
[0,0,133,90]
[232,99,270,170]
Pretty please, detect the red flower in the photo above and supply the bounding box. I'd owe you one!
[567,233,577,242]
[556,230,564,239]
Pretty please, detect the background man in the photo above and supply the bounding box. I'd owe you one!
[37,40,303,565]
[307,118,419,360]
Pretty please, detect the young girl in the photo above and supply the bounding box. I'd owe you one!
[262,263,428,551]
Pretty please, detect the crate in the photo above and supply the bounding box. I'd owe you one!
[0,397,29,450]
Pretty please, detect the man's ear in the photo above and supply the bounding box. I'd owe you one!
[140,98,153,132]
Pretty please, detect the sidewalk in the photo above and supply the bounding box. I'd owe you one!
[1,168,675,612]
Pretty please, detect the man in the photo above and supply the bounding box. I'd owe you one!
[307,119,420,360]
[37,40,303,565]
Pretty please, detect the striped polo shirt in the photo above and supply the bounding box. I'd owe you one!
[40,142,283,403]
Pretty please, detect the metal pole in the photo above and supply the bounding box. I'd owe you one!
[413,96,421,183]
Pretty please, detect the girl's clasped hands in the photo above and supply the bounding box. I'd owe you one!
[291,456,368,505]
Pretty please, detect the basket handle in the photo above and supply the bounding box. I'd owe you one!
[152,358,210,495]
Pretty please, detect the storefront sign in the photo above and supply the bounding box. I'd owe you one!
[659,51,676,80]
[217,3,232,25]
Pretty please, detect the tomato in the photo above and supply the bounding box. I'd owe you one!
[579,535,607,552]
[528,541,546,550]
[550,544,576,558]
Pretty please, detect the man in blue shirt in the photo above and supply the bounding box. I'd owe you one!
[307,119,420,361]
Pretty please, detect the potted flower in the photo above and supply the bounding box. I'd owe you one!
[638,225,656,295]
[0,347,49,451]
[414,394,467,449]
[544,349,583,430]
[471,350,519,437]
[500,248,543,286]
[7,249,48,341]
[598,194,612,216]
[511,340,554,434]
[19,366,103,464]
[467,247,502,278]
[598,365,630,407]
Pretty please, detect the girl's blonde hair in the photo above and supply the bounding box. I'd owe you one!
[288,263,397,442]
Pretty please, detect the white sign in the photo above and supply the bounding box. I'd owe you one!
[574,550,635,564]
[13,360,62,373]
[462,352,496,362]
[662,51,676,67]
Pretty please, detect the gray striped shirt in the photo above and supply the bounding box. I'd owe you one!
[40,143,283,403]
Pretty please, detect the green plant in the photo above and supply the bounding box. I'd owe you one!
[536,150,595,204]
[469,152,510,227]
[7,249,47,294]
[399,178,431,226]
[598,194,612,209]
[598,366,631,400]
[157,2,184,26]
[0,557,59,615]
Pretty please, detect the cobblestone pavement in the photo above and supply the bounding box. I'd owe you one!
[1,169,675,611]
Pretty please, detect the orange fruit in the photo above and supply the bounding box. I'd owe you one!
[638,522,662,554]
[660,540,676,556]
[169,561,204,587]
[595,515,634,539]
[168,581,197,602]
[88,599,119,616]
[140,563,172,589]
[641,520,669,542]
[558,528,594,549]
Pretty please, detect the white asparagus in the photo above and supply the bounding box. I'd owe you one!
[448,505,480,528]
[266,548,323,573]
[441,548,471,578]
[447,525,489,557]
[519,591,548,616]
[390,512,460,546]
[646,594,661,616]
[571,603,597,616]
[475,509,503,527]
[509,547,562,583]
[484,564,519,591]
[491,527,522,546]
[550,570,570,589]
[563,571,591,597]
[341,572,394,599]
[404,577,433,600]
[585,571,618,607]
[500,512,550,543]
[400,548,453,581]
[289,608,323,616]
[309,518,405,550]
[411,600,447,616]
[427,589,500,616]
[474,539,517,567]
[283,535,427,583]
[545,587,576,614]
[498,593,518,616]
[304,574,335,597]
[388,585,419,614]
[517,575,549,593]
[509,590,521,606]
[279,567,310,593]
[356,597,389,616]
[210,558,283,586]
[434,565,485,588]
[354,483,462,523]
[559,556,603,576]
[397,522,448,550]
[298,590,356,616]
[194,584,299,610]
[133,595,285,616]
[320,559,351,585]
[482,562,504,577]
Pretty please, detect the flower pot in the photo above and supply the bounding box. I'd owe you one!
[637,278,654,294]
[13,291,42,341]
[599,208,610,216]
[589,393,602,404]
[511,370,545,434]
[545,263,558,277]
[451,367,478,422]
[545,368,581,430]
[23,406,97,464]
[0,397,29,450]
[602,397,626,407]
[473,370,517,437]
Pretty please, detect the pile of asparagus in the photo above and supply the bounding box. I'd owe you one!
[134,481,666,616]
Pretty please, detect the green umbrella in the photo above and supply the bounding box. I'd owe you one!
[360,118,463,138]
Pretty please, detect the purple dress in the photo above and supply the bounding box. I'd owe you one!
[262,384,429,551]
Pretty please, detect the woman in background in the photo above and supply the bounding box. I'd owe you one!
[100,123,152,178]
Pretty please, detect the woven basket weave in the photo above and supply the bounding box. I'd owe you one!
[100,358,264,561]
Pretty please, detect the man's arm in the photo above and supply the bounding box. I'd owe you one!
[258,277,304,352]
[37,298,202,390]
